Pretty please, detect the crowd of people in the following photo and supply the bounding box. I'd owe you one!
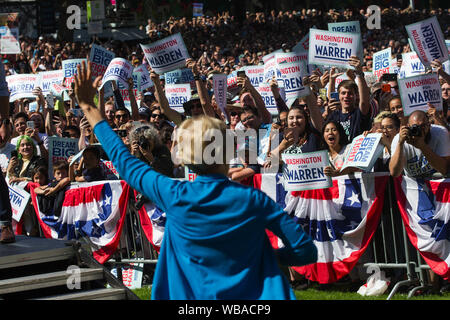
[0,6,449,298]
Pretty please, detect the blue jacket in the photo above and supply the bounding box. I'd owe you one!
[94,120,317,300]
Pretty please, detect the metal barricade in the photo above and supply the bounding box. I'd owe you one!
[363,176,432,299]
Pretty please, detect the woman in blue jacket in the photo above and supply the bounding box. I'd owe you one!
[74,61,317,300]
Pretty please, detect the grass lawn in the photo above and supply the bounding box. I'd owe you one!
[132,284,450,301]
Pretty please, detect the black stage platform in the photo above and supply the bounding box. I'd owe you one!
[0,236,75,270]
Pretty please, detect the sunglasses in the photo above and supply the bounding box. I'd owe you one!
[135,126,150,134]
[115,114,129,119]
[151,113,162,118]
[241,114,254,123]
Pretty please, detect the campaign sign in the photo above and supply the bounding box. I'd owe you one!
[51,83,67,98]
[406,16,449,66]
[165,84,191,112]
[308,28,361,68]
[256,83,285,115]
[62,59,87,87]
[110,261,143,289]
[89,44,115,79]
[164,68,195,89]
[276,61,310,101]
[328,21,363,58]
[39,70,64,95]
[243,65,265,87]
[399,51,425,78]
[140,33,190,74]
[372,47,392,79]
[133,65,153,91]
[192,3,203,17]
[398,73,442,116]
[6,74,40,102]
[341,133,384,171]
[185,166,197,182]
[48,137,79,180]
[0,27,20,54]
[292,32,310,53]
[100,160,120,179]
[227,70,239,90]
[282,150,331,191]
[8,184,31,222]
[442,40,450,74]
[100,58,133,89]
[212,73,227,120]
[263,52,277,83]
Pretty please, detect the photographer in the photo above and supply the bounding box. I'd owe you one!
[389,110,450,178]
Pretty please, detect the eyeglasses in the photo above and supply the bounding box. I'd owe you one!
[241,114,254,123]
[381,125,396,131]
[135,126,150,134]
[151,113,162,118]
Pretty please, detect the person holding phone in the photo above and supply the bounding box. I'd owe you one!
[74,60,317,300]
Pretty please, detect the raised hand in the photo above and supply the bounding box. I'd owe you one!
[74,60,104,128]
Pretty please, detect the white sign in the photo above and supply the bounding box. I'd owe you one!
[308,28,362,68]
[8,184,31,222]
[62,59,87,87]
[89,44,115,79]
[39,70,64,95]
[406,16,449,66]
[100,58,133,89]
[276,61,310,101]
[256,83,285,114]
[0,27,20,54]
[372,47,391,80]
[133,65,153,91]
[328,21,364,59]
[398,73,442,116]
[282,150,332,191]
[164,68,195,89]
[48,137,79,180]
[140,33,190,74]
[263,52,277,83]
[212,73,227,121]
[243,65,265,87]
[342,133,384,171]
[399,51,425,78]
[165,83,191,112]
[6,74,40,102]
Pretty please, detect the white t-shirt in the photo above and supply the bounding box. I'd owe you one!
[391,124,450,177]
[0,143,15,173]
[328,144,350,171]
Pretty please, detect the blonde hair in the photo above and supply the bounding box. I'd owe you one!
[374,111,392,123]
[175,116,228,174]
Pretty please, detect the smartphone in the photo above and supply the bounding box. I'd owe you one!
[26,121,35,129]
[10,150,18,158]
[45,94,54,109]
[330,92,339,100]
[237,70,246,78]
[51,110,60,118]
[381,84,391,93]
[381,73,397,82]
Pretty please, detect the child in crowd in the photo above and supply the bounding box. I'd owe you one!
[34,160,71,217]
[34,160,70,196]
[32,166,49,186]
[70,145,106,182]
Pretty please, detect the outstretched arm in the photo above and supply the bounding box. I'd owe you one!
[74,61,180,210]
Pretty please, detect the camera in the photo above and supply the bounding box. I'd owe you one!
[407,124,422,137]
[138,135,150,150]
[117,129,127,138]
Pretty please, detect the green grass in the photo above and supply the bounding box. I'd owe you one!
[132,285,450,301]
